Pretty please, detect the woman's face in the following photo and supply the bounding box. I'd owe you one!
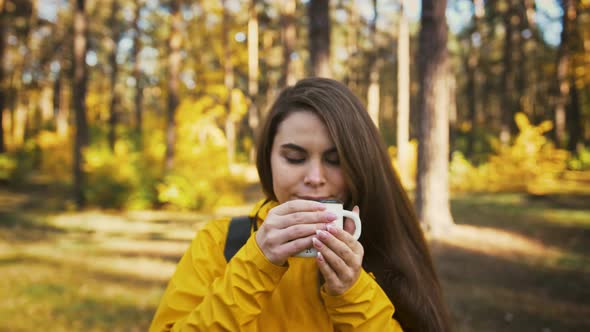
[270,110,349,204]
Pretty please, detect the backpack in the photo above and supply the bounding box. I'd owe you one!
[223,216,254,262]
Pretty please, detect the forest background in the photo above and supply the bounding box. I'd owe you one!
[1,0,589,331]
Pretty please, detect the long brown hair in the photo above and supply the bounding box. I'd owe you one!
[256,78,451,331]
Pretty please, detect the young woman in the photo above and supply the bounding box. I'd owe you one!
[149,78,451,331]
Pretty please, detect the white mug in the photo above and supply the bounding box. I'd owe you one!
[296,200,362,258]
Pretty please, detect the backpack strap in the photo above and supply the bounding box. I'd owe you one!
[224,215,253,262]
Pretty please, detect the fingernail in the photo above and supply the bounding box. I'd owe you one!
[326,212,337,221]
[316,230,328,239]
[312,237,323,248]
[327,225,338,234]
[317,251,324,262]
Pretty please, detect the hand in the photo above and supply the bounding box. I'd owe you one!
[312,206,364,296]
[255,200,337,266]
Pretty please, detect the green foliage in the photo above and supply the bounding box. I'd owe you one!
[450,113,575,193]
[0,153,18,181]
[156,97,246,211]
[568,146,590,171]
[84,143,135,209]
[36,130,72,183]
[84,140,160,210]
[0,140,37,184]
[451,126,496,165]
[157,166,245,211]
[449,151,487,192]
[3,98,250,211]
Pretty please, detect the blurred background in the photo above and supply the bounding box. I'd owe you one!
[0,0,589,331]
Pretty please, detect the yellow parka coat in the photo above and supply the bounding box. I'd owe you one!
[149,200,403,331]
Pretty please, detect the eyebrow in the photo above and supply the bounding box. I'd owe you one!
[280,143,306,152]
[280,143,337,154]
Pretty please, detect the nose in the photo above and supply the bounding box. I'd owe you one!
[303,160,325,187]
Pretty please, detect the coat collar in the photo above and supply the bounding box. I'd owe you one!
[249,198,278,226]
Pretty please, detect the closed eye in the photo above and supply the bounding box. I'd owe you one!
[280,143,307,164]
[324,149,340,166]
[285,156,305,164]
[324,156,340,165]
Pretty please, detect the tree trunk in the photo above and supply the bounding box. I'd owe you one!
[132,0,144,149]
[0,0,6,152]
[53,70,61,119]
[56,69,69,137]
[8,71,16,141]
[416,0,454,234]
[308,0,331,77]
[222,0,236,166]
[345,1,359,93]
[280,0,296,87]
[465,6,483,159]
[165,0,181,172]
[554,0,575,148]
[448,72,457,161]
[566,76,581,152]
[21,0,39,142]
[52,19,69,138]
[397,0,411,186]
[524,3,541,123]
[500,1,516,145]
[14,95,27,147]
[366,0,380,128]
[72,0,90,208]
[465,50,477,158]
[515,3,527,120]
[247,0,259,162]
[40,85,53,124]
[108,0,120,151]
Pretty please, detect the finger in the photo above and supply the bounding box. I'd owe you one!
[322,226,364,271]
[279,234,316,257]
[271,199,325,216]
[274,223,328,243]
[314,241,340,287]
[314,231,350,276]
[278,211,338,229]
[326,225,360,256]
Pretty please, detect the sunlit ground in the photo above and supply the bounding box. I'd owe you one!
[0,187,589,331]
[438,193,590,332]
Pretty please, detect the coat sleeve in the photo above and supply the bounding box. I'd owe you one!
[321,269,404,332]
[149,220,288,332]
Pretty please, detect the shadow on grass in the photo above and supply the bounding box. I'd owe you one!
[432,241,590,332]
[0,282,156,332]
[0,211,65,242]
[9,249,175,287]
[52,297,155,331]
[97,248,185,264]
[1,181,71,212]
[451,193,590,255]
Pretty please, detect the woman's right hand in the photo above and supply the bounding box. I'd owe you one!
[255,200,337,266]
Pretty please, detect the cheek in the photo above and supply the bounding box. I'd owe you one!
[331,169,350,198]
[270,156,291,202]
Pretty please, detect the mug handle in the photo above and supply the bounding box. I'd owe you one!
[341,211,362,240]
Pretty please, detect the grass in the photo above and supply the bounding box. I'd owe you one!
[437,192,590,332]
[0,185,589,331]
[0,214,181,331]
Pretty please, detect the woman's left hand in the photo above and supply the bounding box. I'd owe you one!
[312,206,364,296]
